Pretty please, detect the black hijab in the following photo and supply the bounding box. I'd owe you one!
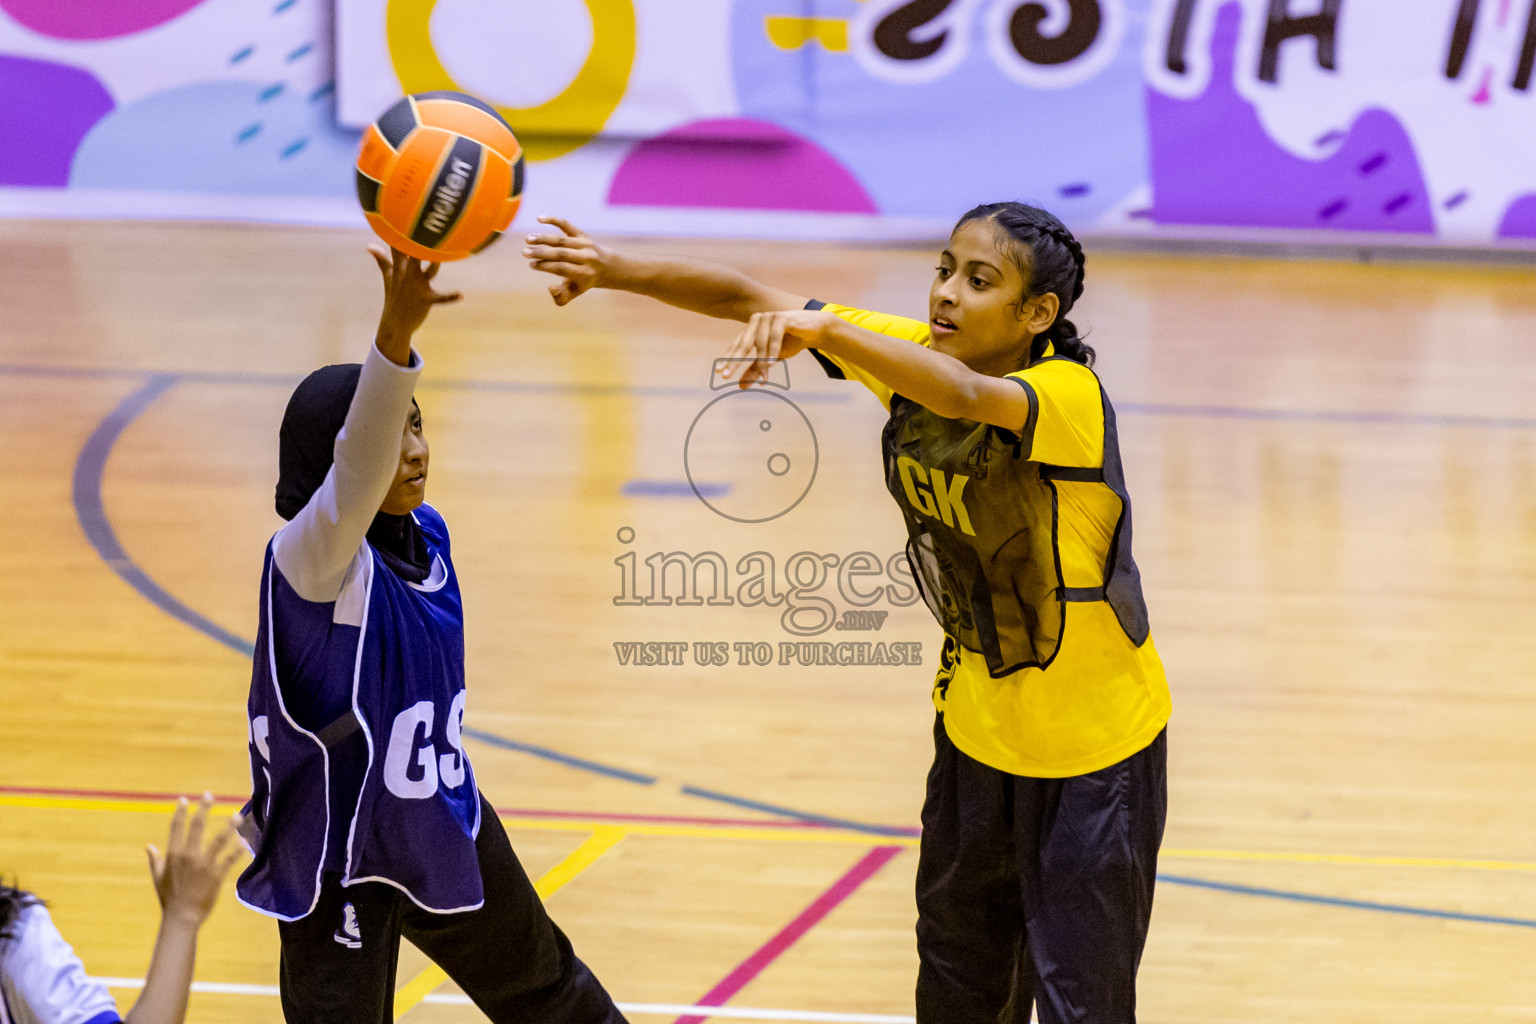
[276,363,431,583]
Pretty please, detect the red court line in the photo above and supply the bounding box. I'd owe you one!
[0,784,877,832]
[494,807,860,830]
[0,784,249,804]
[672,845,905,1024]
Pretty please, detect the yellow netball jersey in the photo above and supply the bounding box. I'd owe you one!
[807,301,1171,778]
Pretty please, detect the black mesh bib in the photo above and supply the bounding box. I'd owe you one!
[882,366,1150,678]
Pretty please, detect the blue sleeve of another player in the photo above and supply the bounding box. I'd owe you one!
[0,906,122,1024]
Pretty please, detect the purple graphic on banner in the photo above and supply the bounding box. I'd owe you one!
[0,0,210,40]
[1497,195,1536,238]
[1148,4,1433,233]
[609,118,877,214]
[0,56,114,188]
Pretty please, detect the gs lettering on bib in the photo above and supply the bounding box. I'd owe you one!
[237,504,482,921]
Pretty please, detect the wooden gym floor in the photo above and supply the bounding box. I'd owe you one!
[3,219,1536,1022]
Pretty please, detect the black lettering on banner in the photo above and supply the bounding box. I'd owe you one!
[1446,0,1480,79]
[873,0,955,61]
[1515,0,1536,90]
[1258,0,1342,84]
[1165,0,1200,73]
[1005,0,1102,67]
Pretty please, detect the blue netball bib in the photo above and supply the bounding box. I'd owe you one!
[237,505,482,921]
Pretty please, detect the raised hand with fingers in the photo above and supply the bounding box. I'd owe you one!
[523,215,617,306]
[146,793,245,928]
[723,309,838,389]
[126,793,247,1024]
[369,246,461,365]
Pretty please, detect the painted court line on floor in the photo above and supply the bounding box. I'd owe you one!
[94,978,915,1023]
[1157,873,1536,929]
[57,366,1536,942]
[11,784,1536,872]
[0,790,911,850]
[393,826,629,1019]
[63,376,918,839]
[71,374,254,657]
[672,846,905,1024]
[13,360,1536,431]
[1159,846,1536,873]
[0,784,869,834]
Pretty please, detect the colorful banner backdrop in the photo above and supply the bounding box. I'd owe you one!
[2,0,1535,243]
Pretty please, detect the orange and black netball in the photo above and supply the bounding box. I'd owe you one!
[355,91,524,262]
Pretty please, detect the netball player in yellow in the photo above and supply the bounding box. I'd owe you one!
[526,203,1171,1024]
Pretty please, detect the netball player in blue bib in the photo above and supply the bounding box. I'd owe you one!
[237,248,626,1024]
[528,207,1170,1024]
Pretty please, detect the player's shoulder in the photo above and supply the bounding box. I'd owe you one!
[412,503,449,542]
[1,902,122,1023]
[1009,355,1103,397]
[3,897,50,941]
[816,301,931,345]
[3,902,72,973]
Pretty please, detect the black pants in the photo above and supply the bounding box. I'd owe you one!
[277,795,627,1024]
[915,716,1167,1024]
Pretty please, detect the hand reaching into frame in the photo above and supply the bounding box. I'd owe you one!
[145,793,244,928]
[126,794,246,1024]
[721,309,839,388]
[523,215,619,306]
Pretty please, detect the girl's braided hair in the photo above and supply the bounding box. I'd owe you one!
[956,202,1094,367]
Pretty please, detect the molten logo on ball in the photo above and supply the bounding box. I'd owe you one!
[684,359,818,523]
[421,158,474,236]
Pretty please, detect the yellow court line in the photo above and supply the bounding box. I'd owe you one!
[0,794,242,816]
[391,825,628,1020]
[6,794,1536,874]
[499,816,921,848]
[0,793,911,847]
[1161,847,1536,873]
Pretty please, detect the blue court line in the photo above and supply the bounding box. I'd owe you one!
[12,362,1536,427]
[679,785,920,838]
[1,364,847,404]
[623,480,730,498]
[72,376,257,657]
[1117,400,1536,432]
[461,727,657,785]
[60,370,1536,932]
[1157,873,1536,929]
[418,376,850,403]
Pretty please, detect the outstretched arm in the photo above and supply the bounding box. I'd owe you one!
[725,309,1034,431]
[271,249,458,603]
[127,795,245,1024]
[524,216,808,322]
